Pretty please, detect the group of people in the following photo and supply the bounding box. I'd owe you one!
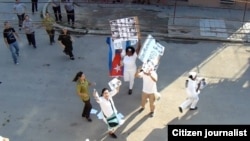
[3,0,77,64]
[71,38,162,138]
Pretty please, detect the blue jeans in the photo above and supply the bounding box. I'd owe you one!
[9,41,19,63]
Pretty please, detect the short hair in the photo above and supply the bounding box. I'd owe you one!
[4,21,9,26]
[126,46,135,54]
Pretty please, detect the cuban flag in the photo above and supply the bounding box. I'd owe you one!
[106,37,131,77]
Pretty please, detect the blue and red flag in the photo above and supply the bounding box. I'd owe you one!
[106,37,131,77]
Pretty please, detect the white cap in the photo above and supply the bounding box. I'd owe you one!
[189,71,197,77]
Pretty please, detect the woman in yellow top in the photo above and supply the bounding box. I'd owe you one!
[73,71,95,122]
[42,12,55,45]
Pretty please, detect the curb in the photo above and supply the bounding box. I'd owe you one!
[43,1,248,43]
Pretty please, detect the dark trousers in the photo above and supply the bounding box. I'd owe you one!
[17,14,25,28]
[52,6,62,21]
[46,29,55,44]
[26,32,36,47]
[82,99,92,118]
[63,46,74,58]
[66,9,75,25]
[31,0,38,13]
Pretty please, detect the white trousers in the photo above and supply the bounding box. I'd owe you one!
[123,69,136,89]
[179,92,199,110]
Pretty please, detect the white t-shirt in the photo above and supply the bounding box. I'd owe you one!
[96,89,118,118]
[186,78,199,95]
[138,71,157,94]
[0,136,3,141]
[122,53,137,71]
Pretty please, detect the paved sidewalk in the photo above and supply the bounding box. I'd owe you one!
[44,0,250,42]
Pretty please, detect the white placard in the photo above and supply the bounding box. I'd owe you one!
[138,34,165,63]
[108,78,122,90]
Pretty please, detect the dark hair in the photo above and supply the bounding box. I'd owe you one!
[126,46,135,54]
[101,88,108,96]
[4,21,9,26]
[72,71,83,82]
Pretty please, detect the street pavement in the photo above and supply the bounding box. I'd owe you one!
[0,0,250,141]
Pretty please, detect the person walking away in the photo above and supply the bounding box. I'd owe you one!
[31,0,38,14]
[51,0,62,22]
[73,71,95,122]
[42,12,55,45]
[3,21,20,65]
[22,15,36,48]
[93,85,122,139]
[58,28,75,60]
[135,61,158,117]
[120,41,141,95]
[64,0,75,27]
[13,0,26,31]
[178,72,200,113]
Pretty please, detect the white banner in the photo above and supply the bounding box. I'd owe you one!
[138,34,165,63]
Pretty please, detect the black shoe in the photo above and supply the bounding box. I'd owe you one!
[109,133,117,138]
[149,112,154,117]
[86,117,92,122]
[128,89,132,95]
[138,108,144,113]
[33,46,37,48]
[178,107,183,113]
[190,107,198,110]
[82,114,86,117]
[70,57,75,60]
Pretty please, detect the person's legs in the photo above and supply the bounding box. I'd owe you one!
[17,14,22,29]
[83,99,92,118]
[140,92,148,111]
[9,43,18,64]
[30,32,36,48]
[57,6,62,21]
[128,69,136,89]
[179,97,192,113]
[190,94,199,109]
[52,7,58,21]
[31,0,35,13]
[148,94,155,113]
[66,11,70,24]
[26,34,31,45]
[12,41,20,56]
[35,0,38,11]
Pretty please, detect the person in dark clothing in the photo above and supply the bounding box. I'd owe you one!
[64,0,75,27]
[58,28,75,60]
[3,21,20,64]
[51,0,62,22]
[31,0,38,14]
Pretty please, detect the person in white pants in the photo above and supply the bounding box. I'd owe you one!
[120,42,141,95]
[179,72,200,113]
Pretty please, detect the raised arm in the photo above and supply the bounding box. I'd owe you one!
[135,39,142,55]
[92,89,100,103]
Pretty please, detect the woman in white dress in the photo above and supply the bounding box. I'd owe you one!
[93,85,122,139]
[120,41,141,95]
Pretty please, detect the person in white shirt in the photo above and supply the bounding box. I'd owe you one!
[93,86,122,139]
[178,72,200,113]
[0,136,9,141]
[135,61,158,118]
[120,41,141,95]
[13,0,26,31]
